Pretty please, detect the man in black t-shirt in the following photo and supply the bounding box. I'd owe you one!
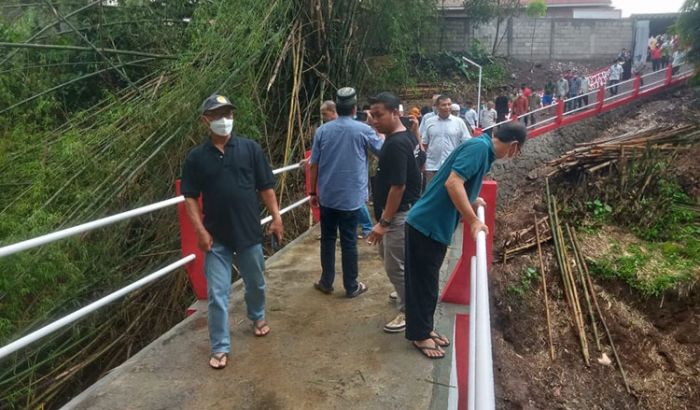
[181,94,284,370]
[367,92,421,334]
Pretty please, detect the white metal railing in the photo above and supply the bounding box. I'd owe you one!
[0,160,309,360]
[0,254,195,361]
[468,206,495,410]
[0,196,185,258]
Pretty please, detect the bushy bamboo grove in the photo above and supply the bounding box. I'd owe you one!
[0,1,436,407]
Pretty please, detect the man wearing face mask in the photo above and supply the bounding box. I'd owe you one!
[404,121,527,359]
[181,94,283,370]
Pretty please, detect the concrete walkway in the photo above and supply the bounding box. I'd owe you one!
[63,225,466,410]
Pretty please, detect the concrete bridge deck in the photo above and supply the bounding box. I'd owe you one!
[63,225,466,410]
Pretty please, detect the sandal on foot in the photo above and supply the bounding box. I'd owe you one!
[347,282,368,298]
[314,281,334,294]
[430,331,451,347]
[209,352,228,369]
[253,320,270,337]
[413,341,445,359]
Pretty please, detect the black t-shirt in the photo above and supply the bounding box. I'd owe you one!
[373,130,421,218]
[180,134,275,252]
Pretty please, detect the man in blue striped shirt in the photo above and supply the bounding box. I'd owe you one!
[309,87,383,298]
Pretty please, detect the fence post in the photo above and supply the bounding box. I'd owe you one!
[633,75,641,98]
[665,64,673,86]
[304,150,320,223]
[555,99,564,126]
[596,86,605,113]
[175,180,207,301]
[440,180,497,305]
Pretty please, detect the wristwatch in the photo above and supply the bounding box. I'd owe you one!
[379,218,391,227]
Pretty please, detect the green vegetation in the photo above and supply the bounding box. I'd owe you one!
[507,266,540,297]
[0,1,442,407]
[676,0,699,68]
[558,152,699,298]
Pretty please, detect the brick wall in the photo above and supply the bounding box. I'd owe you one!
[437,11,635,61]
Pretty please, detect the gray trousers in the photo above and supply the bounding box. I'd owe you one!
[378,211,408,312]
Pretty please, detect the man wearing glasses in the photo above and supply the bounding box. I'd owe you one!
[181,94,284,369]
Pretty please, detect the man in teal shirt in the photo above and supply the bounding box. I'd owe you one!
[405,121,527,359]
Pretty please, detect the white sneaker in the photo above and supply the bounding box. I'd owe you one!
[389,291,398,300]
[383,313,406,333]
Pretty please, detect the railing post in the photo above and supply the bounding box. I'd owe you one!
[175,180,207,301]
[555,99,564,125]
[665,64,673,86]
[440,180,497,305]
[304,150,320,223]
[596,86,605,113]
[633,75,641,98]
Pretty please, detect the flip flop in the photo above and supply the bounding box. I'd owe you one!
[253,320,270,337]
[430,332,451,347]
[209,352,228,369]
[413,341,445,359]
[347,282,368,298]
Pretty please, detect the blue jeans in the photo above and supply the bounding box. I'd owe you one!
[319,206,360,295]
[205,241,266,354]
[358,204,373,236]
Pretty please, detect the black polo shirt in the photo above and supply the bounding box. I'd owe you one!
[180,134,275,252]
[373,130,421,218]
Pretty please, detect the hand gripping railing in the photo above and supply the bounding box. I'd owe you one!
[0,160,310,361]
[468,206,495,410]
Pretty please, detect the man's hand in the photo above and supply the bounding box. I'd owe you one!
[268,217,284,243]
[196,228,213,252]
[469,219,489,240]
[473,197,486,211]
[309,194,319,208]
[366,223,387,246]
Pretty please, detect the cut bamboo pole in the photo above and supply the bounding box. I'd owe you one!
[534,214,555,360]
[555,210,589,366]
[579,249,632,393]
[568,226,602,352]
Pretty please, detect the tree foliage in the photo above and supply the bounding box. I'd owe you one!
[0,1,438,408]
[676,0,699,64]
[463,0,523,54]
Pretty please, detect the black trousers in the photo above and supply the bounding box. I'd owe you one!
[405,224,448,341]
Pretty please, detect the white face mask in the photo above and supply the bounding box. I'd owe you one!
[209,118,233,136]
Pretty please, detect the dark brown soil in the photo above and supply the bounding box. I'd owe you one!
[489,86,700,409]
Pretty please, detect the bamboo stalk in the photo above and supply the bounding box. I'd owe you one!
[0,42,176,59]
[567,224,601,352]
[579,248,632,394]
[534,214,555,360]
[555,209,589,366]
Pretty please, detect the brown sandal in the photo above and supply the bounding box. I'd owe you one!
[253,320,270,337]
[413,341,445,359]
[209,352,228,369]
[430,331,451,347]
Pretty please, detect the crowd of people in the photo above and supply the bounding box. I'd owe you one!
[181,89,527,368]
[178,31,690,369]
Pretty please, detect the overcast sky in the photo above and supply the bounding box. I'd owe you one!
[611,0,686,17]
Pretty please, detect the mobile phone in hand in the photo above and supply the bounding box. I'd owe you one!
[270,235,281,252]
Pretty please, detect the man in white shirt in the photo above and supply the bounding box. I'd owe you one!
[608,60,623,96]
[462,101,478,130]
[479,101,497,133]
[418,94,440,137]
[421,95,471,187]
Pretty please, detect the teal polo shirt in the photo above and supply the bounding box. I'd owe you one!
[407,135,496,246]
